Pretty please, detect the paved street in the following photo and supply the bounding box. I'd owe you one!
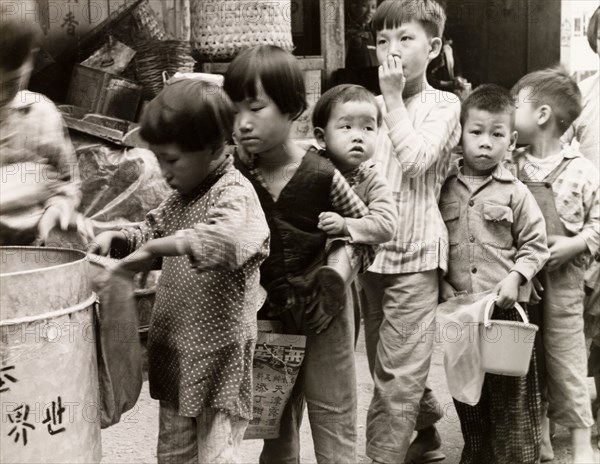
[102,326,599,463]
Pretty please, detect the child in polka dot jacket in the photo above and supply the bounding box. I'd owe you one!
[91,79,270,463]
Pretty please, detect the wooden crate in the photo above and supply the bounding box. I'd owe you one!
[67,65,142,121]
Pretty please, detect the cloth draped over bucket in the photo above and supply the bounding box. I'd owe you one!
[90,257,143,429]
[437,291,494,405]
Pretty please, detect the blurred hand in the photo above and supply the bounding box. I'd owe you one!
[88,231,126,256]
[37,202,72,242]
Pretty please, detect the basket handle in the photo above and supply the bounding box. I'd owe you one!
[483,297,529,328]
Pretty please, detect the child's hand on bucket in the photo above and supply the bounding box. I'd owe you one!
[493,271,524,309]
[88,231,127,256]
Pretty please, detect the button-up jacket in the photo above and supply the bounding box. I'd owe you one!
[440,161,549,301]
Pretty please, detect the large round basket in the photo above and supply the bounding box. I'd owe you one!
[134,40,196,99]
[190,0,294,61]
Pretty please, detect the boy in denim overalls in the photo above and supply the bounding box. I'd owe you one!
[511,68,599,463]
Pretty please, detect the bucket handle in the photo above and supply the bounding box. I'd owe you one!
[483,297,529,328]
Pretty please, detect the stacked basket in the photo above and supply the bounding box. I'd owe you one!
[131,0,172,41]
[134,40,196,100]
[190,0,294,61]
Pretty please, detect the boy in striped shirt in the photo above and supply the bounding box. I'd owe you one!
[359,1,461,462]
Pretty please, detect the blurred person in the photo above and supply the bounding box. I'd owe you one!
[0,20,83,246]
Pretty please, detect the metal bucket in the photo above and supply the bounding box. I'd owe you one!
[0,247,101,463]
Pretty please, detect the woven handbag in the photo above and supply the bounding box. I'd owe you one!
[190,0,294,61]
[134,40,196,99]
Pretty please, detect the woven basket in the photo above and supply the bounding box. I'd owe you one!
[134,40,196,99]
[190,0,294,61]
[132,0,171,41]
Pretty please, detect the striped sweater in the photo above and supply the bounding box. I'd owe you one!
[370,85,461,274]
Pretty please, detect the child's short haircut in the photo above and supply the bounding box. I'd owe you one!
[511,67,582,136]
[223,45,307,120]
[372,0,446,38]
[0,20,37,72]
[460,84,515,127]
[587,7,599,54]
[140,79,233,151]
[312,84,382,129]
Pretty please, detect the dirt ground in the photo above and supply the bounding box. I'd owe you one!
[101,326,600,463]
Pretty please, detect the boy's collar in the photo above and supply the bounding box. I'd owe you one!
[181,154,232,199]
[404,82,434,100]
[450,158,516,183]
[513,144,581,160]
[490,163,517,182]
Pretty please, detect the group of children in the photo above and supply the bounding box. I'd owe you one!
[95,0,598,462]
[3,0,596,462]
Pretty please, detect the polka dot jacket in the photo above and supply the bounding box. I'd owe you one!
[121,155,270,419]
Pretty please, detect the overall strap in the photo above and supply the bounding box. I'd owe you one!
[543,157,576,184]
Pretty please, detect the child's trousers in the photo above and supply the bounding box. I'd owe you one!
[259,292,357,464]
[360,270,440,463]
[453,305,541,464]
[541,259,595,428]
[157,402,248,464]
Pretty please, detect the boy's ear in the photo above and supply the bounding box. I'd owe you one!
[536,105,552,126]
[428,37,443,61]
[313,127,327,149]
[508,130,518,151]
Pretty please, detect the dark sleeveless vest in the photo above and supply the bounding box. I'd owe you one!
[234,147,336,312]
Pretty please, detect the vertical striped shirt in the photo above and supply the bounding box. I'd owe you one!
[370,85,461,274]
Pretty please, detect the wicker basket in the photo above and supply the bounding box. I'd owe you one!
[134,40,196,99]
[190,0,294,61]
[480,299,538,377]
[132,0,171,41]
